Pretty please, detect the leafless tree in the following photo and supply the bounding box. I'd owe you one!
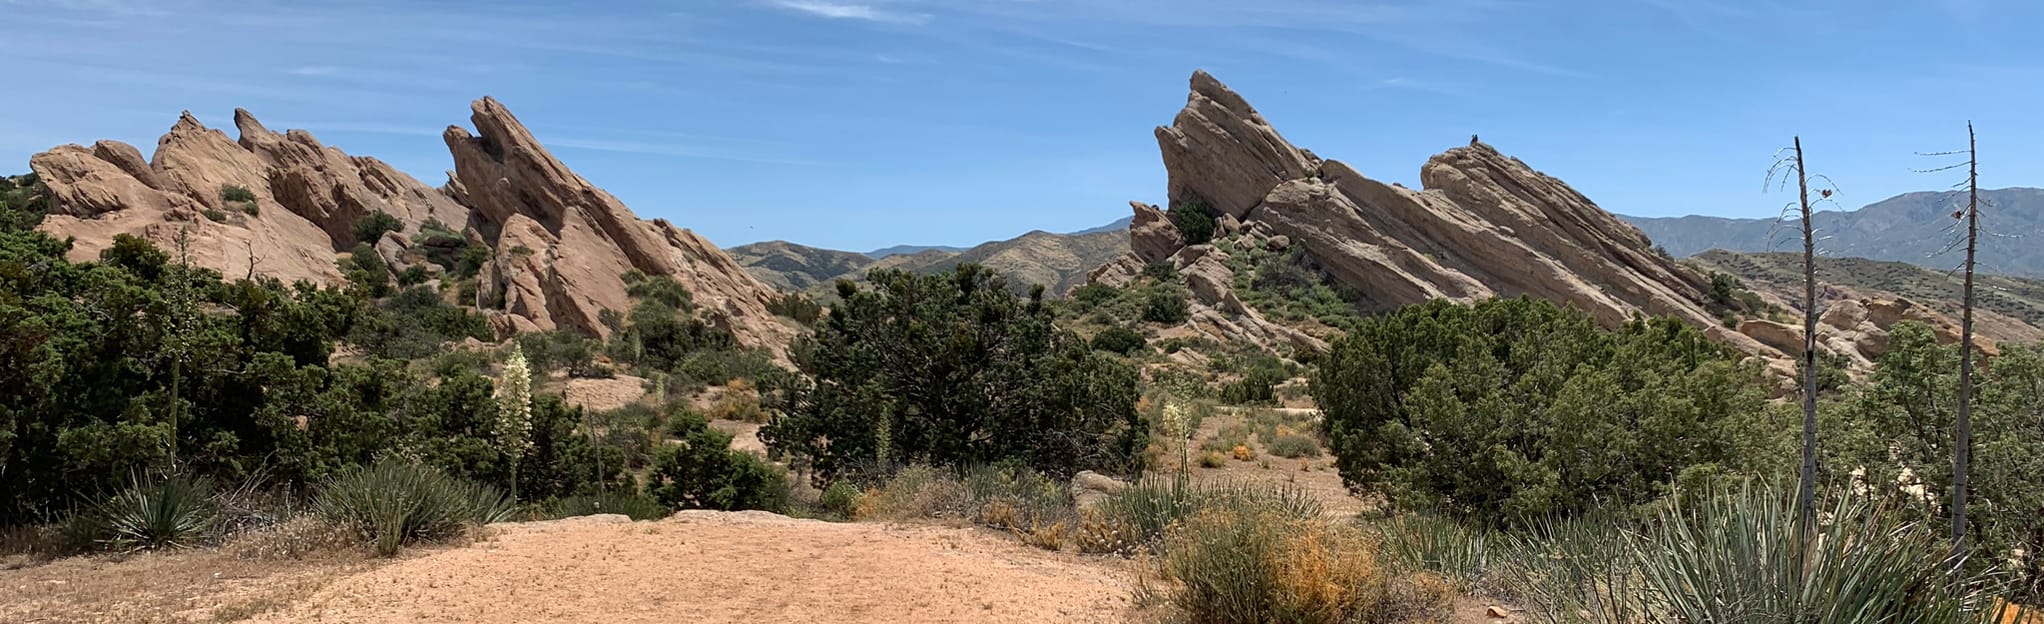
[1766,137,1834,531]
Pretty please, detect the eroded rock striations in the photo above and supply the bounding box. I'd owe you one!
[30,99,793,357]
[1097,70,1782,361]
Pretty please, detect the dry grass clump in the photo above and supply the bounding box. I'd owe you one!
[1145,506,1450,623]
[224,515,359,561]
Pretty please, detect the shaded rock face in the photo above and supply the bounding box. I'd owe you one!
[1128,202,1182,263]
[1099,70,1783,361]
[31,99,794,358]
[444,97,794,353]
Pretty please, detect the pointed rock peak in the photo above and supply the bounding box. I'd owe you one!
[1187,70,1258,119]
[466,96,542,152]
[233,108,274,140]
[172,111,206,133]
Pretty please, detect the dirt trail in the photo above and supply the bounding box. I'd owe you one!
[243,512,1133,624]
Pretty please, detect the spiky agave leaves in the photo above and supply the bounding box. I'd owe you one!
[98,475,216,551]
[1635,482,2001,624]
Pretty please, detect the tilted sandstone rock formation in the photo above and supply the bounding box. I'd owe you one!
[30,100,794,357]
[1098,70,1781,361]
[444,97,794,353]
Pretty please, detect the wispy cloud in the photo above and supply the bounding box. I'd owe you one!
[768,0,930,24]
[547,137,828,166]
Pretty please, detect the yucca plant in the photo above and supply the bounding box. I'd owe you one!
[1634,483,2000,624]
[1498,515,1644,624]
[1375,511,1498,594]
[98,475,216,551]
[313,459,513,556]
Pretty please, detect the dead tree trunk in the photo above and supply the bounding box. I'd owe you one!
[1952,122,1979,563]
[1794,136,1819,531]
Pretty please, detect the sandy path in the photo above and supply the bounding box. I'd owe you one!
[246,511,1133,624]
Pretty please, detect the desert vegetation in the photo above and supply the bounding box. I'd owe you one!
[0,195,793,560]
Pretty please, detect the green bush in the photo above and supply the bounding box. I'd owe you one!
[1217,356,1291,405]
[647,413,790,513]
[1314,297,1769,527]
[1831,324,2044,595]
[351,210,403,244]
[202,208,228,222]
[220,184,257,203]
[1089,326,1148,355]
[549,491,666,521]
[397,265,428,286]
[762,265,1146,484]
[1167,199,1217,246]
[1266,434,1321,459]
[1141,289,1189,324]
[97,475,216,551]
[820,481,863,518]
[312,459,513,556]
[767,292,823,326]
[341,243,392,298]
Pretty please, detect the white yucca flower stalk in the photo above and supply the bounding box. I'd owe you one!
[1162,401,1191,477]
[496,345,535,500]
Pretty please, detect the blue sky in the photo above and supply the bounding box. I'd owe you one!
[2,0,2039,251]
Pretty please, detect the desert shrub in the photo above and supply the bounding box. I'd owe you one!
[339,242,392,297]
[202,208,228,222]
[1267,434,1322,459]
[97,475,217,551]
[1314,297,1770,526]
[1829,325,2044,597]
[1068,282,1123,310]
[1090,325,1148,355]
[1142,261,1181,282]
[1147,504,1450,624]
[312,459,513,556]
[1196,450,1229,468]
[396,265,428,286]
[1167,199,1217,246]
[763,265,1145,485]
[549,491,667,521]
[516,330,605,379]
[767,292,823,325]
[1085,477,1321,555]
[1142,288,1189,324]
[351,210,402,244]
[346,286,493,359]
[707,379,768,423]
[647,412,789,513]
[820,481,863,518]
[220,184,257,203]
[1217,355,1291,405]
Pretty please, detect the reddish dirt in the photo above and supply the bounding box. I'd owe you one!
[242,512,1134,624]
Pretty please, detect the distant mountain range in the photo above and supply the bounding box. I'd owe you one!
[1621,188,2044,277]
[732,218,1133,297]
[860,217,1131,259]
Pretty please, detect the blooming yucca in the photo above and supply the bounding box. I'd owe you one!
[495,346,534,500]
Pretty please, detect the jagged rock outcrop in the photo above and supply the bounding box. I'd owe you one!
[1155,71,1317,219]
[1097,70,1784,363]
[30,99,795,358]
[444,97,794,353]
[1128,201,1182,263]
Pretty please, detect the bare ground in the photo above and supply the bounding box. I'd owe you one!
[249,512,1130,624]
